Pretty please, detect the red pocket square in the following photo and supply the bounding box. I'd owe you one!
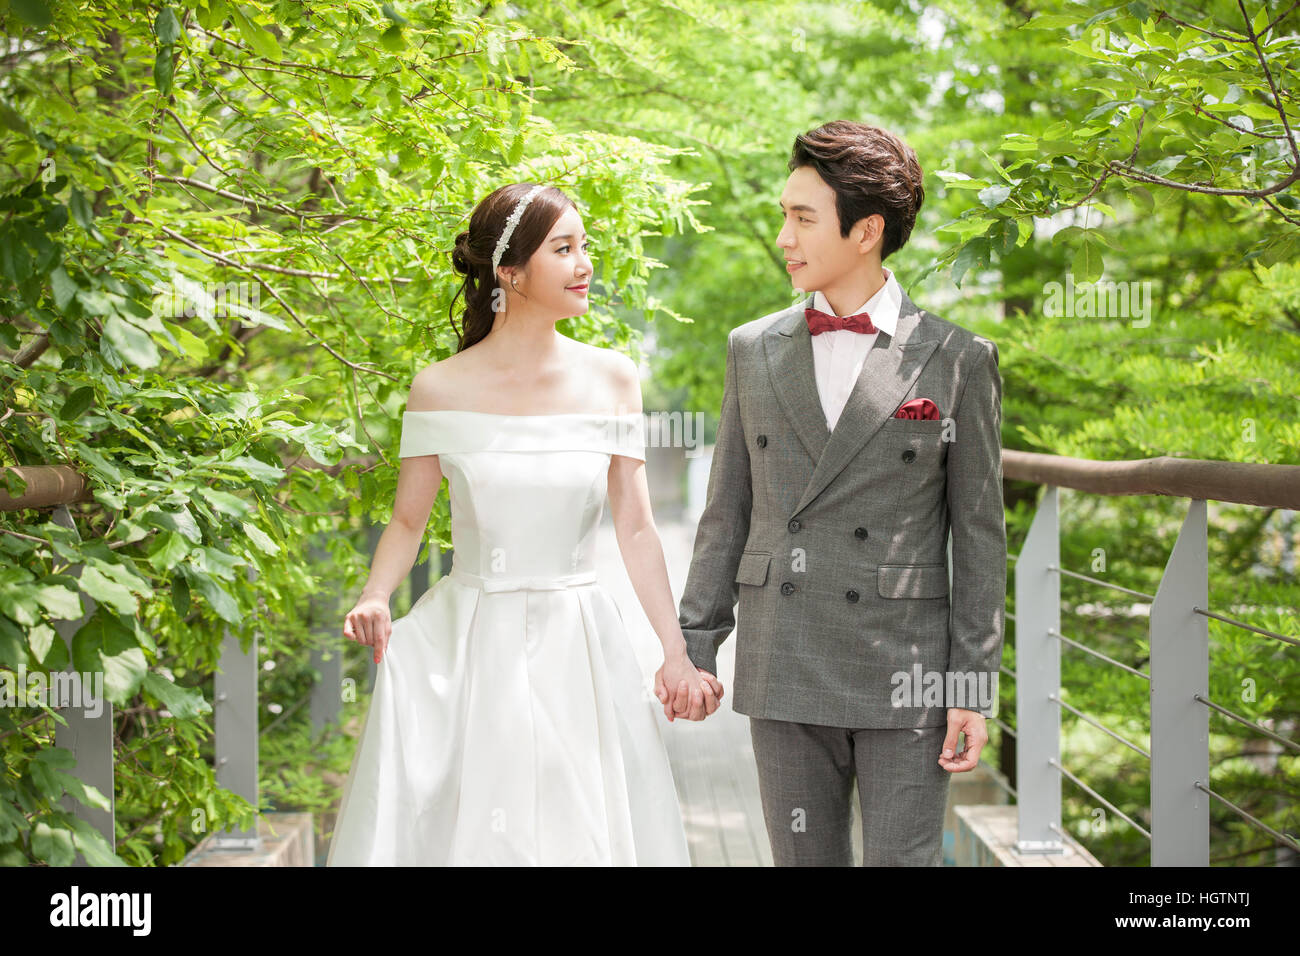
[895,398,940,420]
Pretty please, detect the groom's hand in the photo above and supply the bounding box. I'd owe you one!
[682,669,723,721]
[654,662,724,721]
[939,708,987,773]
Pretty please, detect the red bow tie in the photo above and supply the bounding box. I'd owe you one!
[805,307,878,336]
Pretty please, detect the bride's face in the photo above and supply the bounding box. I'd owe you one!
[510,206,593,318]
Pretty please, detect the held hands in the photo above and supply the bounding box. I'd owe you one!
[654,649,724,722]
[939,708,988,773]
[344,596,393,665]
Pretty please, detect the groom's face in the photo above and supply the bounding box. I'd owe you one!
[777,165,864,296]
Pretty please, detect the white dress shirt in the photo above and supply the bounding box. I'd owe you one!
[809,266,903,432]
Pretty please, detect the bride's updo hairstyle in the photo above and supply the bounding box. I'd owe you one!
[449,182,577,352]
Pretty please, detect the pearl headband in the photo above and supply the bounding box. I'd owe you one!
[491,184,547,280]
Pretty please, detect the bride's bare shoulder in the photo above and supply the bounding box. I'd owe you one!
[408,354,469,412]
[579,342,641,412]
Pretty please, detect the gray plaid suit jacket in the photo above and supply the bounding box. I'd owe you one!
[678,289,1006,729]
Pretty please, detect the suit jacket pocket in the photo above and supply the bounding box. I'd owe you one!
[881,417,946,434]
[877,563,948,599]
[735,550,772,586]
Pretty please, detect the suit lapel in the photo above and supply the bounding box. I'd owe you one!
[762,289,940,516]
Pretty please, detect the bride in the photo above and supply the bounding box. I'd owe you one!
[325,182,723,866]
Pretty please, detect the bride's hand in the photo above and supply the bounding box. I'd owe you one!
[344,596,393,664]
[655,651,722,722]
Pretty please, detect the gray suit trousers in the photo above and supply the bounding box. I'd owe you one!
[748,716,951,866]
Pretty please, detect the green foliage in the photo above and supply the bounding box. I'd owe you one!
[1,0,701,865]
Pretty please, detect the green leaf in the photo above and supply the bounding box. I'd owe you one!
[71,612,148,704]
[35,583,83,620]
[0,579,40,627]
[56,772,111,813]
[146,531,192,573]
[27,623,69,671]
[76,566,138,616]
[1241,102,1281,121]
[978,184,1011,208]
[141,671,211,719]
[1252,4,1270,37]
[102,316,161,369]
[935,216,994,240]
[0,617,28,669]
[1073,236,1105,283]
[0,797,27,842]
[60,385,94,420]
[197,487,252,518]
[1024,14,1078,29]
[154,48,174,96]
[230,5,282,60]
[184,567,242,625]
[241,521,280,555]
[170,575,190,617]
[1091,200,1118,221]
[69,817,125,866]
[951,238,988,288]
[380,24,404,52]
[68,188,93,230]
[1146,154,1185,176]
[32,821,76,866]
[154,7,182,46]
[10,0,53,29]
[978,147,1013,184]
[220,454,285,483]
[49,265,78,310]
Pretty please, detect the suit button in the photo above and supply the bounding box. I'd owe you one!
[902,449,916,463]
[757,435,767,448]
[788,519,801,533]
[846,590,859,603]
[854,527,868,540]
[780,582,795,596]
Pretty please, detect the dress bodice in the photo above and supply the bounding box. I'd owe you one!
[398,410,646,590]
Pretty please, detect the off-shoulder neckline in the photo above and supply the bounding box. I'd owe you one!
[404,409,642,418]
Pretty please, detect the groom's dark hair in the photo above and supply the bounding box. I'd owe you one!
[789,121,924,261]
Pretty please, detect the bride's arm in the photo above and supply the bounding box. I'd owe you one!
[604,352,722,719]
[365,368,446,603]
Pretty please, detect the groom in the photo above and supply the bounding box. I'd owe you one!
[658,121,1006,866]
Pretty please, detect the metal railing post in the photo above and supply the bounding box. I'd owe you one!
[1150,498,1210,865]
[309,537,342,735]
[212,564,260,850]
[1015,486,1063,853]
[50,505,115,863]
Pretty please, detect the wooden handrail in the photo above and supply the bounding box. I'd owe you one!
[0,456,369,512]
[1002,450,1300,509]
[3,449,1299,512]
[0,465,95,511]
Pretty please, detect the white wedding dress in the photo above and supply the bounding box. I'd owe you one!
[325,409,691,866]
